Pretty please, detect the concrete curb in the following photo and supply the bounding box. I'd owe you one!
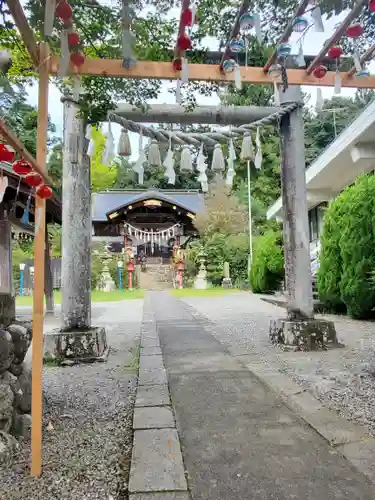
[129,303,189,499]
[238,356,375,485]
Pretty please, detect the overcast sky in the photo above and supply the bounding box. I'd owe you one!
[25,8,373,160]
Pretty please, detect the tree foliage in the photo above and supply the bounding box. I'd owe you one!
[90,127,118,192]
[250,230,284,294]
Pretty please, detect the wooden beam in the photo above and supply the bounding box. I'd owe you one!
[220,0,251,67]
[49,56,375,88]
[306,0,368,75]
[263,0,310,73]
[30,42,49,478]
[348,44,375,76]
[5,0,39,67]
[0,122,52,184]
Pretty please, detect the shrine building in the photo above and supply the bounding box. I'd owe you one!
[91,189,204,258]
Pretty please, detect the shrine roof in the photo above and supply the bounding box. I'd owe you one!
[92,189,204,222]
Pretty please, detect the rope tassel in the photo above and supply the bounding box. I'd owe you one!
[240,132,254,161]
[102,122,115,165]
[85,125,95,157]
[197,143,208,192]
[211,144,225,171]
[254,127,262,170]
[118,128,132,157]
[163,142,176,185]
[148,139,161,166]
[180,145,193,172]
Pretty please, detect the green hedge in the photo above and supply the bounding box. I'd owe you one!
[317,174,375,319]
[250,230,284,293]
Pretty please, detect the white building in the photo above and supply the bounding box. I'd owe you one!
[267,99,375,255]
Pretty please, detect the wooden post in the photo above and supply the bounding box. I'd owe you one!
[44,225,54,315]
[31,42,49,477]
[0,203,15,327]
[279,86,313,318]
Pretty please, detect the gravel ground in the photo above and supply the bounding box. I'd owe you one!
[182,292,375,436]
[0,300,143,500]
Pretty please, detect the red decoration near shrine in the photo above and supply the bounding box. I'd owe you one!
[346,23,363,39]
[68,32,80,46]
[173,57,182,71]
[0,144,15,162]
[25,171,43,187]
[369,0,375,12]
[12,159,32,176]
[56,0,73,22]
[36,185,53,199]
[70,52,85,66]
[313,65,327,79]
[328,45,342,59]
[180,9,197,27]
[177,33,192,51]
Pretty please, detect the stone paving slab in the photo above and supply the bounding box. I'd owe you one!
[138,367,168,386]
[129,429,188,493]
[130,493,190,500]
[135,385,171,407]
[338,439,375,484]
[141,336,161,348]
[140,355,165,372]
[133,406,175,429]
[141,346,163,356]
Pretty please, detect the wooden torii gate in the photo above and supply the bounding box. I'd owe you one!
[6,0,375,478]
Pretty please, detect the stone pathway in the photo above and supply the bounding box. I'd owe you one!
[131,292,375,500]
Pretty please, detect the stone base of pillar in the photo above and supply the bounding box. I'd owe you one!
[222,278,233,289]
[43,327,109,365]
[269,318,341,351]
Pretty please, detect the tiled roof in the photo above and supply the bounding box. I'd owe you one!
[92,189,205,222]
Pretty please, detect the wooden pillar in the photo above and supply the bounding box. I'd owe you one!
[31,42,49,477]
[279,86,313,318]
[0,203,15,327]
[44,225,54,315]
[61,97,91,330]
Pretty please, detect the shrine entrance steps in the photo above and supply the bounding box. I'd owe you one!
[138,263,174,290]
[129,291,375,500]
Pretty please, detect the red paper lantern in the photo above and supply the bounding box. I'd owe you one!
[25,171,43,187]
[313,65,327,79]
[36,185,53,199]
[172,57,182,71]
[180,9,197,26]
[346,23,363,39]
[12,159,32,176]
[68,32,80,46]
[369,0,375,12]
[70,52,85,66]
[328,45,342,59]
[56,0,72,22]
[177,33,192,51]
[0,144,15,162]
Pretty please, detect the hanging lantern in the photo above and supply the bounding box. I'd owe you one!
[70,52,85,67]
[346,23,364,39]
[180,9,197,26]
[239,12,255,33]
[173,58,182,71]
[0,144,15,162]
[356,69,370,78]
[12,159,32,176]
[369,0,375,12]
[56,0,72,22]
[67,32,80,46]
[177,33,192,51]
[292,16,308,33]
[222,59,236,73]
[328,45,342,59]
[25,171,43,187]
[36,185,53,199]
[229,38,245,53]
[313,64,327,79]
[277,42,291,59]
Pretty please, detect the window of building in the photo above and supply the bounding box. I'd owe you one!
[309,202,327,242]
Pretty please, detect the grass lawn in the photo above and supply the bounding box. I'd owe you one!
[169,287,241,298]
[16,289,145,306]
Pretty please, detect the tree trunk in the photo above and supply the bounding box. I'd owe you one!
[0,203,15,327]
[60,97,91,330]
